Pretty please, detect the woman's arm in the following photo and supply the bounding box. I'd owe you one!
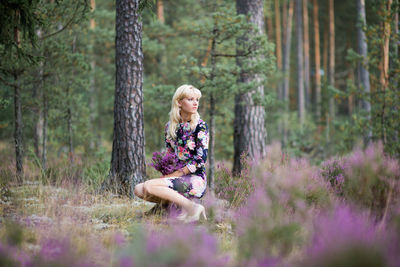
[186,121,208,174]
[161,166,190,178]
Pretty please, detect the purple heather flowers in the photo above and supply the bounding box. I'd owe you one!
[150,151,186,175]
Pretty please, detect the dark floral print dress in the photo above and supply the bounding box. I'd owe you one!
[164,119,208,199]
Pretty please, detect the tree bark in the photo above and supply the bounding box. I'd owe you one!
[275,0,282,72]
[356,0,371,144]
[233,0,267,175]
[105,0,145,196]
[328,0,335,123]
[303,0,310,108]
[14,72,24,182]
[313,0,321,120]
[13,12,23,181]
[208,24,217,191]
[296,0,305,125]
[379,0,392,144]
[42,86,48,171]
[33,39,44,161]
[282,0,294,146]
[157,0,165,23]
[89,0,99,150]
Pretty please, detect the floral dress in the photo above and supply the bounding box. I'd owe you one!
[164,119,209,199]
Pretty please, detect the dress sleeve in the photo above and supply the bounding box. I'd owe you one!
[165,122,175,154]
[186,121,208,173]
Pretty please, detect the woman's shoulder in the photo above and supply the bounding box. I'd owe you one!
[196,119,208,131]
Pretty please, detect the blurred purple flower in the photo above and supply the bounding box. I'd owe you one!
[40,238,71,260]
[306,205,400,267]
[150,151,185,175]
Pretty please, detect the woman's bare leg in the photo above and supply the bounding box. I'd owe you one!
[134,183,165,204]
[142,178,194,213]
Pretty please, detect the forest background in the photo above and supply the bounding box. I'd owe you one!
[1,0,399,184]
[1,0,400,266]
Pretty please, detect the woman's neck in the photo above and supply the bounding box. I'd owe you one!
[180,112,191,123]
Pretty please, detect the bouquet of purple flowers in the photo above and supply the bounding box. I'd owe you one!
[150,151,186,175]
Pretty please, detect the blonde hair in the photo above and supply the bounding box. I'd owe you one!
[167,84,202,140]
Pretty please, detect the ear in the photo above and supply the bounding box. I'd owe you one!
[177,99,182,107]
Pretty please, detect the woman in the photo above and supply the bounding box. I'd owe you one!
[134,84,208,223]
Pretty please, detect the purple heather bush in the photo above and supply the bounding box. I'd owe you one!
[320,142,400,220]
[234,143,331,264]
[303,205,400,267]
[150,151,186,175]
[116,224,229,267]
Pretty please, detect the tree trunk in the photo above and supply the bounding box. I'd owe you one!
[42,87,48,171]
[275,0,282,72]
[233,0,267,175]
[282,0,294,146]
[67,36,77,164]
[14,72,24,182]
[89,0,99,150]
[303,0,310,108]
[106,0,145,196]
[266,6,274,41]
[157,0,165,23]
[392,0,398,149]
[313,0,321,120]
[379,0,392,144]
[13,13,23,181]
[356,0,371,144]
[296,0,305,125]
[67,86,74,163]
[208,25,217,191]
[328,0,335,123]
[33,48,43,161]
[275,0,283,101]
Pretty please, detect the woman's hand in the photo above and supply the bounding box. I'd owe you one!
[161,167,190,178]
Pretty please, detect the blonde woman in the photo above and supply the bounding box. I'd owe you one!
[134,85,208,223]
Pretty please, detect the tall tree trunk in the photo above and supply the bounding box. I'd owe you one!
[328,0,335,126]
[67,85,74,163]
[392,0,398,149]
[89,0,99,149]
[296,0,305,125]
[303,0,310,108]
[67,36,77,164]
[157,0,165,23]
[208,24,217,191]
[282,0,294,146]
[233,0,267,175]
[275,0,282,72]
[379,0,392,144]
[105,0,145,196]
[42,87,48,171]
[266,13,274,41]
[13,11,23,181]
[33,34,43,161]
[14,72,23,182]
[356,0,371,144]
[313,0,321,120]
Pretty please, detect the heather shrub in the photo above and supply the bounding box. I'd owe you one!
[0,222,104,267]
[320,143,400,220]
[213,160,254,208]
[342,143,400,219]
[234,144,332,264]
[303,205,400,267]
[320,158,345,196]
[117,224,229,267]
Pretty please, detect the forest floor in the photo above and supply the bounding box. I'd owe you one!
[0,179,235,265]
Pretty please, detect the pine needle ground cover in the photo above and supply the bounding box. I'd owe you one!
[1,142,400,266]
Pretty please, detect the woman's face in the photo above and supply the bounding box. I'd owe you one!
[179,93,200,115]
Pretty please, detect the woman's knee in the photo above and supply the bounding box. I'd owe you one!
[134,183,144,198]
[143,181,153,196]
